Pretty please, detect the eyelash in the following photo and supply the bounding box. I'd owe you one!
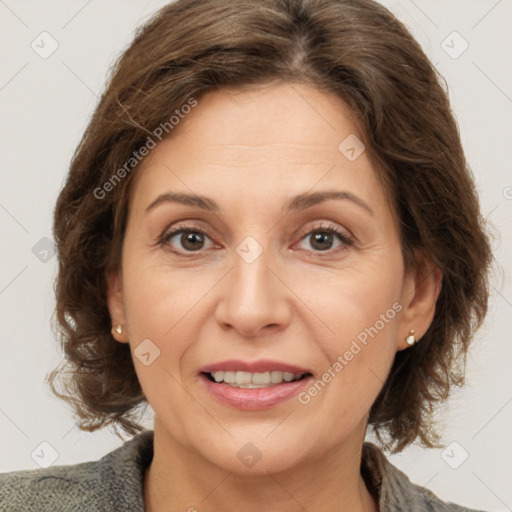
[157,222,354,257]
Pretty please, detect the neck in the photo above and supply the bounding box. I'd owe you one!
[144,418,379,512]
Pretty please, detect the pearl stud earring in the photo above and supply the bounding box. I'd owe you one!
[405,329,416,346]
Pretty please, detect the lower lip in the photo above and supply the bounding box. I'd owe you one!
[199,373,312,410]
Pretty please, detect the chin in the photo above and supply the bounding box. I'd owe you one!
[192,429,315,476]
[211,446,305,477]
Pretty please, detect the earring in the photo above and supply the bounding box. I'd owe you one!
[405,329,416,346]
[115,325,123,335]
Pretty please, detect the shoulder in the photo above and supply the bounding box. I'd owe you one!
[362,442,489,512]
[0,430,153,512]
[0,458,108,511]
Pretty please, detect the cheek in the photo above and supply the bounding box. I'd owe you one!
[305,251,403,340]
[299,258,403,409]
[120,261,207,429]
[123,241,197,326]
[121,255,220,372]
[324,276,401,349]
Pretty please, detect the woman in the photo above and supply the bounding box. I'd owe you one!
[0,0,493,510]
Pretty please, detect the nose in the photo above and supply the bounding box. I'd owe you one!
[214,243,292,338]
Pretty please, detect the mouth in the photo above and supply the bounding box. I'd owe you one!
[202,370,312,388]
[198,359,314,410]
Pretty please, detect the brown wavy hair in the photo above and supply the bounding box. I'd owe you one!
[47,0,493,453]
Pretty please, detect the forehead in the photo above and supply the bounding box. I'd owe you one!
[168,81,362,148]
[129,82,393,219]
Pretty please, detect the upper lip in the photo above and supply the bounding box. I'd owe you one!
[199,359,312,375]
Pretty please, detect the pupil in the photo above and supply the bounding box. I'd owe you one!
[312,232,332,251]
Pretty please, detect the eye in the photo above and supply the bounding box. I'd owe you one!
[158,221,353,256]
[295,223,353,254]
[159,224,215,254]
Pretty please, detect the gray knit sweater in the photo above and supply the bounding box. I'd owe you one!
[0,430,486,511]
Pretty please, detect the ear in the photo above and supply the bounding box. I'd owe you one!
[106,269,129,344]
[396,249,442,351]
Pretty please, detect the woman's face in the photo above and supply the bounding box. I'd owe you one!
[108,81,432,474]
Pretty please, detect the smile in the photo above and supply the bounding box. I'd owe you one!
[205,370,308,388]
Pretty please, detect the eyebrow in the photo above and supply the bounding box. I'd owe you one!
[145,190,373,216]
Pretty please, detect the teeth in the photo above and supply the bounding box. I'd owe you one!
[209,370,305,387]
[235,371,252,384]
[270,371,283,383]
[252,372,270,385]
[223,371,236,384]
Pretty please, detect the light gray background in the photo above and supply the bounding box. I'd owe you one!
[1,1,511,510]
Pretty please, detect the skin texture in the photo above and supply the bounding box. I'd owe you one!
[107,81,441,512]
